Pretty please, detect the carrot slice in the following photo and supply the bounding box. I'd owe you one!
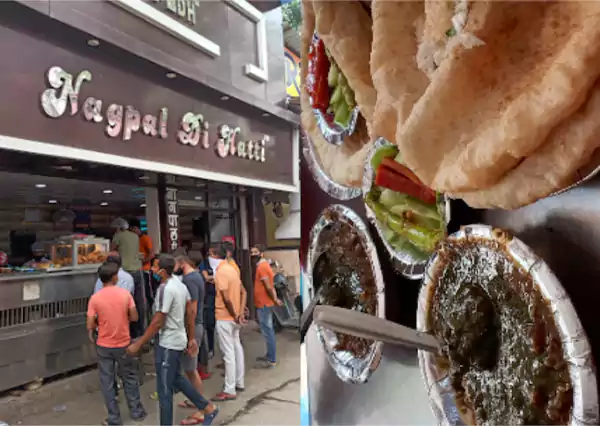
[375,165,437,204]
[380,157,423,186]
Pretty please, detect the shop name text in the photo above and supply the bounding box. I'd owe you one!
[40,66,267,163]
[154,0,200,25]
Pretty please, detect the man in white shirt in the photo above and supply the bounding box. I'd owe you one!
[127,254,219,426]
[92,255,134,295]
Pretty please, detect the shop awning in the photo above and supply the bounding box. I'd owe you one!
[275,189,300,240]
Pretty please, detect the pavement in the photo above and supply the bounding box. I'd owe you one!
[0,324,300,426]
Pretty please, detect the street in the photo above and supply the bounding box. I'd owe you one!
[0,326,299,426]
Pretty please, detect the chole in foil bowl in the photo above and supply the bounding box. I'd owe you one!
[362,138,450,280]
[306,204,385,384]
[307,32,361,146]
[417,224,598,425]
[301,129,362,200]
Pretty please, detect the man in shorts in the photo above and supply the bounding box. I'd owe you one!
[175,255,210,414]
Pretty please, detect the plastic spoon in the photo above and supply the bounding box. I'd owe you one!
[313,305,440,353]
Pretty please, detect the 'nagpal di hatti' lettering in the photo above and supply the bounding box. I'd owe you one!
[40,66,269,163]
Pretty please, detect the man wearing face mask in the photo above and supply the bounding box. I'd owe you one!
[250,244,282,369]
[127,255,219,426]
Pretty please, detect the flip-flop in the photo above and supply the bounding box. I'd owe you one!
[203,407,219,425]
[180,413,204,425]
[178,400,196,409]
[211,392,236,401]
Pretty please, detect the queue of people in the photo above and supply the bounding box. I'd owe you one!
[87,219,283,426]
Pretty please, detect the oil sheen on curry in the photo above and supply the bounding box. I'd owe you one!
[428,237,572,425]
[313,212,376,357]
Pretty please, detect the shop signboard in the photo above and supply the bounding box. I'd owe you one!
[0,24,296,192]
[165,187,180,252]
[40,67,269,163]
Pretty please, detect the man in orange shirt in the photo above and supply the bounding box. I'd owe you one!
[250,244,282,369]
[212,242,247,402]
[128,218,153,271]
[87,262,146,426]
[129,218,154,324]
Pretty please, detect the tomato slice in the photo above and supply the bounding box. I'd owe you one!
[380,157,424,186]
[306,37,330,112]
[375,164,437,205]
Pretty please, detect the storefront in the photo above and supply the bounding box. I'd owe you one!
[0,1,299,392]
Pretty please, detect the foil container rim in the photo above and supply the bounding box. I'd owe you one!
[306,204,386,384]
[312,107,361,147]
[301,129,362,201]
[362,137,451,280]
[550,163,600,197]
[416,224,599,425]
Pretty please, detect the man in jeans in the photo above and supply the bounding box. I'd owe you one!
[250,244,282,369]
[87,262,146,426]
[212,242,247,402]
[127,254,218,426]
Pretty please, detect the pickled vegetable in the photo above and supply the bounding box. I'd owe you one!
[365,193,441,253]
[370,145,398,171]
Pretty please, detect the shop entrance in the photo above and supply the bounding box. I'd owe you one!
[178,184,241,261]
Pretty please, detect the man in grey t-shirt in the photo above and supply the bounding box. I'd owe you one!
[175,255,207,405]
[127,255,218,426]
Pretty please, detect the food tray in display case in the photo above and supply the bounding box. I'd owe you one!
[51,238,109,269]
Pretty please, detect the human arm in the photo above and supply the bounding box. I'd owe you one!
[127,312,166,355]
[200,262,214,283]
[86,298,97,344]
[127,293,139,322]
[111,233,120,252]
[185,300,198,355]
[238,285,248,324]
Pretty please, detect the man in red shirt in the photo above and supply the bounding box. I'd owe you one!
[250,244,282,369]
[87,262,146,425]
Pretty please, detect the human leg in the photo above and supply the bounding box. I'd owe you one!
[257,307,277,364]
[116,347,146,420]
[174,367,220,425]
[205,309,216,355]
[215,321,236,397]
[96,346,122,425]
[232,324,245,390]
[181,326,204,398]
[155,345,182,426]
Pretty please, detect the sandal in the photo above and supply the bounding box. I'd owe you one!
[211,392,236,401]
[178,400,196,409]
[180,412,204,425]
